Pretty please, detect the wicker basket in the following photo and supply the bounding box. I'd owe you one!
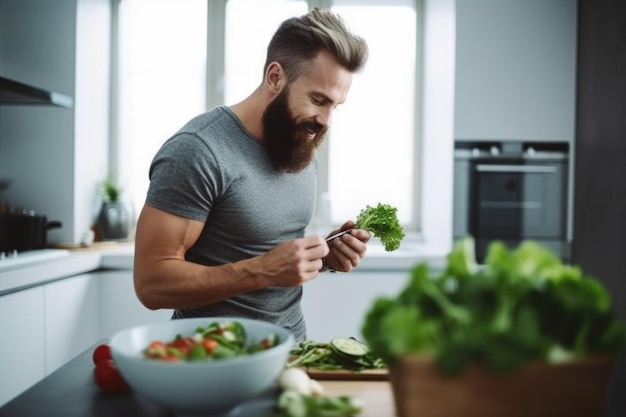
[388,354,615,417]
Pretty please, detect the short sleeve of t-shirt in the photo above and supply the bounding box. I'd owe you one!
[147,131,221,222]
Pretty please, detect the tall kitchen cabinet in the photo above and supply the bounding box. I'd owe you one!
[0,0,111,245]
[453,0,579,255]
[573,1,626,416]
[454,0,578,142]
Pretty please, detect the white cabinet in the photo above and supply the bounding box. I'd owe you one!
[0,287,46,406]
[301,271,411,342]
[0,275,97,406]
[96,270,173,340]
[454,0,578,141]
[0,268,172,407]
[44,274,99,375]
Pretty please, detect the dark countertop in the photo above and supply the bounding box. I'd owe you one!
[0,341,395,417]
[0,341,172,417]
[14,337,625,417]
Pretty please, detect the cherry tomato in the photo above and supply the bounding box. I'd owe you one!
[169,337,195,355]
[202,337,218,354]
[93,359,131,394]
[92,343,112,365]
[145,341,168,358]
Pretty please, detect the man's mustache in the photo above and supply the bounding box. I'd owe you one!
[298,121,326,138]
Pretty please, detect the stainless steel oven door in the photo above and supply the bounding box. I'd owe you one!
[469,159,567,258]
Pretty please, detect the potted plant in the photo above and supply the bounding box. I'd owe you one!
[96,178,130,240]
[362,237,626,417]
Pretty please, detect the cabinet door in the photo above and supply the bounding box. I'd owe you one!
[0,287,45,406]
[44,274,99,375]
[301,271,410,341]
[454,0,577,141]
[97,271,173,339]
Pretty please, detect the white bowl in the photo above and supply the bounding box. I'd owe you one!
[110,317,294,417]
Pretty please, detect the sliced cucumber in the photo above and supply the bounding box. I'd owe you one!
[330,337,369,358]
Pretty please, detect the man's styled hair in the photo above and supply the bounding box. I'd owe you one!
[264,7,369,81]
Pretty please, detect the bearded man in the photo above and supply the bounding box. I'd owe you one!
[133,8,370,342]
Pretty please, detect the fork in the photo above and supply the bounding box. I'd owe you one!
[325,228,354,242]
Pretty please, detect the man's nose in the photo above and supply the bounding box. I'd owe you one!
[318,107,333,128]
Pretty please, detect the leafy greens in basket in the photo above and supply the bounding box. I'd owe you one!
[361,237,626,374]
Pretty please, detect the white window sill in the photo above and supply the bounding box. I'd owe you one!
[356,233,448,272]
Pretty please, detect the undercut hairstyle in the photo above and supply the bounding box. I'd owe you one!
[264,7,369,82]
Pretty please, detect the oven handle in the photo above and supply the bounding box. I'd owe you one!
[475,164,558,173]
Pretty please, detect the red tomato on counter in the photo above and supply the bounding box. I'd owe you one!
[93,359,131,394]
[92,343,112,365]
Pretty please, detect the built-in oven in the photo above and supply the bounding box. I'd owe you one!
[453,141,570,262]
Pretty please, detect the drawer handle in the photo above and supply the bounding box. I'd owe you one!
[476,164,558,174]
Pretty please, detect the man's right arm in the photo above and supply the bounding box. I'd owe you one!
[133,204,329,310]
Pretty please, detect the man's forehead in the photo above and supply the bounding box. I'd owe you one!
[295,54,353,103]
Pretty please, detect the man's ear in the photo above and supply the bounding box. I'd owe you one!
[265,61,285,94]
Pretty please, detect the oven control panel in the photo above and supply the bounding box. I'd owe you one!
[455,141,569,161]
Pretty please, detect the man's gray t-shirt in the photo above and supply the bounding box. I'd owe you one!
[146,106,317,341]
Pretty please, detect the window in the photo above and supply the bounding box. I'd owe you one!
[325,1,417,227]
[116,0,207,215]
[115,0,455,254]
[224,1,308,104]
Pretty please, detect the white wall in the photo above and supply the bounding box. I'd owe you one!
[0,0,77,237]
[0,0,111,245]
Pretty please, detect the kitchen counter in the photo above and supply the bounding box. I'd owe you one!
[0,243,132,296]
[0,240,445,296]
[90,238,447,271]
[0,249,101,296]
[0,341,397,417]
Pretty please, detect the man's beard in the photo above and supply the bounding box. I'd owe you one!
[262,86,328,172]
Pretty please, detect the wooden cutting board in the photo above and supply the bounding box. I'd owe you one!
[302,366,388,381]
